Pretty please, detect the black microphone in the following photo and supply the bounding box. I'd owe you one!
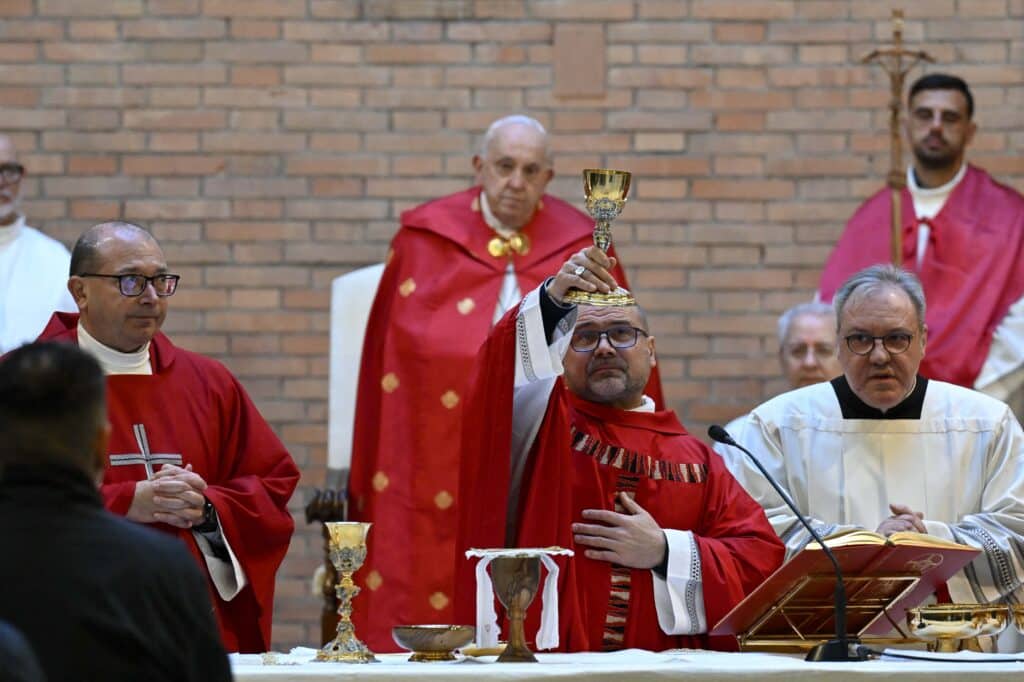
[709,425,867,662]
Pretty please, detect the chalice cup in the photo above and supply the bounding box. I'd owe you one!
[316,521,377,663]
[490,556,541,663]
[907,604,1008,653]
[564,168,635,306]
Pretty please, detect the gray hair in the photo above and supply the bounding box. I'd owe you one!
[777,301,834,345]
[833,264,927,332]
[478,115,549,161]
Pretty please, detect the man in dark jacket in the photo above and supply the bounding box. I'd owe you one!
[0,342,231,682]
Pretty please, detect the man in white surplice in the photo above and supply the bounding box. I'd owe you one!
[721,264,1024,606]
[0,134,76,352]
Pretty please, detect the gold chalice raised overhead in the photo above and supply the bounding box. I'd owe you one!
[563,168,635,306]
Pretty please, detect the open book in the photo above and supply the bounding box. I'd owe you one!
[710,529,979,650]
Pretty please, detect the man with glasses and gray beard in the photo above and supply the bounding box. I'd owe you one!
[720,264,1024,608]
[34,221,300,653]
[0,134,76,352]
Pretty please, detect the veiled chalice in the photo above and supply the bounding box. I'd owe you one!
[907,604,1008,653]
[490,556,541,663]
[563,168,634,306]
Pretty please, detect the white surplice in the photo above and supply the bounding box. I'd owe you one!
[509,286,707,635]
[0,216,77,353]
[720,379,1024,604]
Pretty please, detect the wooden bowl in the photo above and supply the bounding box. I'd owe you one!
[391,625,475,662]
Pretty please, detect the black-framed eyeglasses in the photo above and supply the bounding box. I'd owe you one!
[844,332,914,356]
[78,273,180,297]
[571,325,648,352]
[0,163,24,184]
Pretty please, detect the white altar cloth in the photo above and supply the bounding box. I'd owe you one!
[231,647,1023,681]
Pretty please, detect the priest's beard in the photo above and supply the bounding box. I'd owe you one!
[578,362,647,409]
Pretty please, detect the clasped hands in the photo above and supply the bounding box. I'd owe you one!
[876,502,927,536]
[127,464,208,529]
[573,491,667,570]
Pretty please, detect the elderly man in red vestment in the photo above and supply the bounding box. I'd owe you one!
[36,221,299,653]
[456,247,784,651]
[348,115,661,650]
[819,73,1024,400]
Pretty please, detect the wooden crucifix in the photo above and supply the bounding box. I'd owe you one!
[861,9,935,265]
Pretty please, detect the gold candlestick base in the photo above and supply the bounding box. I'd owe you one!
[316,521,378,664]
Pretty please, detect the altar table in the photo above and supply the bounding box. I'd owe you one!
[231,648,1023,681]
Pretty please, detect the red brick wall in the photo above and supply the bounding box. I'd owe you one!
[4,0,1021,649]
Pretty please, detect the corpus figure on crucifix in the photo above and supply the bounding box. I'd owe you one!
[818,11,1024,405]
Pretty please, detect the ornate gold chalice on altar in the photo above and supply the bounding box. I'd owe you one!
[907,604,1008,653]
[563,168,635,306]
[316,521,377,663]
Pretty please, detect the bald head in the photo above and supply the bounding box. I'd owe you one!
[70,222,159,277]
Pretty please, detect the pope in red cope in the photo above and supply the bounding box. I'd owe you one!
[348,115,662,651]
[37,221,299,653]
[819,73,1024,395]
[456,246,783,651]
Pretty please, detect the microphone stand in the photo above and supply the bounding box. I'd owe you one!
[709,425,867,662]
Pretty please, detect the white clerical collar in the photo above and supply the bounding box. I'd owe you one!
[629,395,656,413]
[907,162,966,199]
[77,323,153,375]
[479,191,517,238]
[0,214,24,248]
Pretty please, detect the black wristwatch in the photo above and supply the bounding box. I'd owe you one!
[193,498,219,533]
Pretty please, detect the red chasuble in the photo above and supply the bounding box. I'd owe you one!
[348,187,663,651]
[37,312,300,653]
[456,306,784,651]
[819,165,1024,387]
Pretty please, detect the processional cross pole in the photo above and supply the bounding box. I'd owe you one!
[860,9,935,265]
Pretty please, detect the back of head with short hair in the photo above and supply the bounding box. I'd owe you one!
[776,301,834,344]
[0,342,106,472]
[832,264,927,333]
[908,72,973,119]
